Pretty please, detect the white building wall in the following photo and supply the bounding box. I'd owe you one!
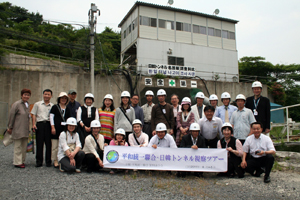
[140,6,157,18]
[137,38,238,81]
[121,8,138,52]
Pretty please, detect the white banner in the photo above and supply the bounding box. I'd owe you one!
[103,146,227,172]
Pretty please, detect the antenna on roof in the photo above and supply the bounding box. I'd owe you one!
[167,0,174,6]
[213,9,220,15]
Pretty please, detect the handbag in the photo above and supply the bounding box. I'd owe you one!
[3,130,13,147]
[26,130,35,154]
[64,132,76,155]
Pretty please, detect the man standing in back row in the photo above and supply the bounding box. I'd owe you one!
[151,89,174,136]
[245,81,270,134]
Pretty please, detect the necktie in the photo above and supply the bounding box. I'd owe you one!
[225,107,229,122]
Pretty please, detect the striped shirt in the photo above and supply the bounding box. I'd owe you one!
[99,108,116,140]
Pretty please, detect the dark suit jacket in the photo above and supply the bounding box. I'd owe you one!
[245,95,270,131]
[180,134,207,148]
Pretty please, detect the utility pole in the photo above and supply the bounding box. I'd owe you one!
[88,3,100,94]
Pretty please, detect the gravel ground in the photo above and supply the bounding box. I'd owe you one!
[0,143,300,200]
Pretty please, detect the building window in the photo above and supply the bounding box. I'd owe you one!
[168,56,184,66]
[132,18,137,30]
[128,24,131,34]
[176,22,182,31]
[176,22,191,32]
[200,26,206,35]
[229,31,235,40]
[193,25,200,33]
[222,30,228,38]
[208,27,214,36]
[140,16,157,27]
[124,30,126,39]
[159,19,174,30]
[215,29,221,37]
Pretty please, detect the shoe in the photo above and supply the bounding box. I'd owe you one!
[264,176,271,183]
[109,170,115,174]
[46,163,52,167]
[75,169,81,173]
[59,164,64,172]
[229,174,235,178]
[217,172,227,177]
[15,164,25,168]
[54,160,59,168]
[35,163,42,167]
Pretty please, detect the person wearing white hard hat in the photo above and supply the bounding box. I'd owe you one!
[179,123,206,178]
[128,119,149,147]
[114,91,135,144]
[77,93,99,148]
[245,81,271,134]
[141,90,155,139]
[230,94,256,144]
[109,128,128,174]
[148,123,177,148]
[67,89,81,118]
[130,94,144,125]
[209,94,219,116]
[215,92,237,124]
[151,89,174,136]
[31,89,53,167]
[175,97,195,146]
[217,123,244,178]
[50,92,71,168]
[82,120,104,173]
[198,105,223,148]
[191,92,206,123]
[99,94,116,144]
[57,117,85,173]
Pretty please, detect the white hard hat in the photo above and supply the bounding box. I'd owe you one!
[221,92,231,99]
[115,128,126,136]
[209,94,218,101]
[181,97,191,106]
[121,91,130,98]
[156,123,167,131]
[90,120,101,128]
[104,94,113,100]
[132,119,142,126]
[189,123,200,131]
[195,92,205,99]
[235,94,246,101]
[145,90,154,96]
[252,81,263,88]
[157,89,167,96]
[222,122,232,128]
[84,93,94,101]
[66,117,77,126]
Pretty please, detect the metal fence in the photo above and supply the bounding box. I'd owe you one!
[0,102,8,136]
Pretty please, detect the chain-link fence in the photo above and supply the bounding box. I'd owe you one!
[0,102,8,137]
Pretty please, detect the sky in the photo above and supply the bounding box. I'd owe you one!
[4,0,300,65]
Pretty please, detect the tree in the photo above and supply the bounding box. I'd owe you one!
[239,56,300,121]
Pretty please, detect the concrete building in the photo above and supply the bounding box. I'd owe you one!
[118,1,239,82]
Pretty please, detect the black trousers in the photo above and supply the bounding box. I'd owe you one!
[84,150,103,172]
[205,137,218,148]
[60,151,85,172]
[143,122,152,140]
[245,154,274,177]
[36,121,52,165]
[228,157,244,177]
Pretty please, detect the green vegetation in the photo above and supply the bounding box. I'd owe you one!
[154,73,166,79]
[0,2,121,67]
[239,56,300,121]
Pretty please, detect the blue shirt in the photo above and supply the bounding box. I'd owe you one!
[215,105,238,123]
[131,104,144,125]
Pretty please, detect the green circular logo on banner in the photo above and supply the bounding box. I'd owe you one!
[106,150,119,163]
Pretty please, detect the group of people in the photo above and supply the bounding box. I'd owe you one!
[6,81,275,183]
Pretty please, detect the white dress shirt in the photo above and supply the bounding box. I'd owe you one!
[243,134,276,158]
[198,116,223,140]
[148,134,177,148]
